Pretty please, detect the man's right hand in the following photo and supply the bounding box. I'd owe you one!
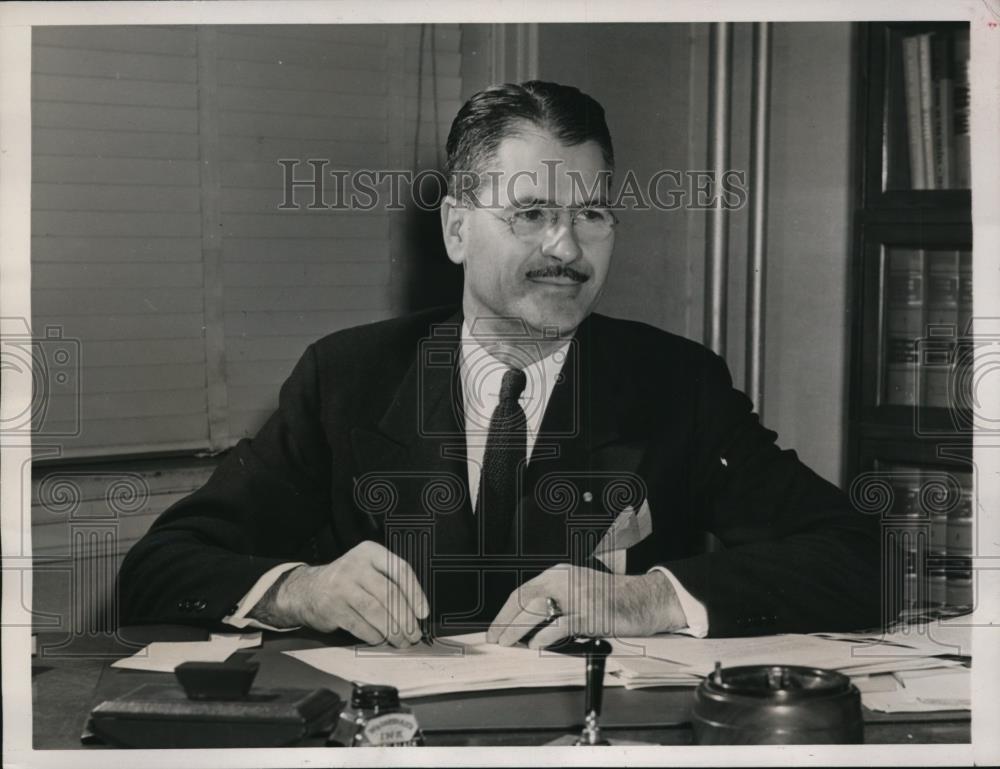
[252,541,429,647]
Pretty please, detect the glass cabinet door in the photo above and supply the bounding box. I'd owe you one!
[881,24,970,192]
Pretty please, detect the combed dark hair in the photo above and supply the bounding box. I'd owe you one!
[444,80,614,197]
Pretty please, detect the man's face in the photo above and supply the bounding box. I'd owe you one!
[442,126,614,338]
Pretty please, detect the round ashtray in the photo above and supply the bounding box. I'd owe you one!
[691,663,863,745]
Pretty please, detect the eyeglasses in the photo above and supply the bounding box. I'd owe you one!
[481,205,618,243]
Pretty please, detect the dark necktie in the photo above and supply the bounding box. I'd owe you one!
[477,368,528,554]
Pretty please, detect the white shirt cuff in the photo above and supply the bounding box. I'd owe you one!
[222,561,306,632]
[648,565,709,638]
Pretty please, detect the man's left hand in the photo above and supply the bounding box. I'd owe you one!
[486,564,687,648]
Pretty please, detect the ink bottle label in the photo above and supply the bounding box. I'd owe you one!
[363,712,421,746]
[327,684,424,747]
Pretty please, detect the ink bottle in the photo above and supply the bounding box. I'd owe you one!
[327,684,424,747]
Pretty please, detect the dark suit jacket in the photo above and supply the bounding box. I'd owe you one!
[119,306,891,637]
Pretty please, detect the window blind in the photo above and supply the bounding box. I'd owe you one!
[32,26,210,457]
[30,24,463,458]
[218,24,462,439]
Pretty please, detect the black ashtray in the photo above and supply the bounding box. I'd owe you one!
[175,657,260,700]
[692,663,863,745]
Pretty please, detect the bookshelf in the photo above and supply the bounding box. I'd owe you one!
[847,22,973,618]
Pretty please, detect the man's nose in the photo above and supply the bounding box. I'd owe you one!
[540,216,583,262]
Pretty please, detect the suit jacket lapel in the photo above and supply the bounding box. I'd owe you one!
[349,311,652,568]
[519,315,649,564]
[349,310,476,555]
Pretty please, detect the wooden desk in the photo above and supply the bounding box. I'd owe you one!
[30,627,971,749]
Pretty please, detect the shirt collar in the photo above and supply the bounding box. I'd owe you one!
[459,320,572,430]
[459,320,572,377]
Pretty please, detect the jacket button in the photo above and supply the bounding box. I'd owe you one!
[193,600,207,611]
[177,600,190,612]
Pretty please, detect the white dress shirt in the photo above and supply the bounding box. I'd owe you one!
[225,323,708,636]
[458,323,568,511]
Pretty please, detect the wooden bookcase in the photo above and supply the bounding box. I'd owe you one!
[847,22,973,615]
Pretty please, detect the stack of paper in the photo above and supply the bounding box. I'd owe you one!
[861,667,970,713]
[287,633,625,698]
[607,655,702,689]
[813,612,973,659]
[808,613,974,713]
[285,632,892,697]
[611,628,969,697]
[607,633,881,690]
[285,617,975,707]
[609,633,874,678]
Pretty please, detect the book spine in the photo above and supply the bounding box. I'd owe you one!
[923,251,960,408]
[953,250,974,414]
[928,567,948,608]
[957,249,973,335]
[946,470,973,609]
[917,33,936,190]
[931,31,955,188]
[885,31,911,190]
[889,466,930,609]
[885,249,925,406]
[953,28,971,188]
[902,35,927,190]
[929,498,948,607]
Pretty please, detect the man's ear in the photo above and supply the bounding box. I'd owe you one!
[440,194,468,266]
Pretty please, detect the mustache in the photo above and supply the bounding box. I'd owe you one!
[524,265,590,283]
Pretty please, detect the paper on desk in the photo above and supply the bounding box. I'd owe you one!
[861,667,970,712]
[352,637,469,657]
[814,616,974,658]
[608,633,872,676]
[849,674,900,694]
[610,655,702,689]
[286,632,626,699]
[613,656,960,692]
[287,630,971,699]
[607,633,898,690]
[111,632,261,673]
[288,632,879,698]
[613,631,971,709]
[837,655,963,678]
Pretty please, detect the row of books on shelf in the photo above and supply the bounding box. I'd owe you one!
[883,463,973,611]
[893,27,970,190]
[884,247,972,408]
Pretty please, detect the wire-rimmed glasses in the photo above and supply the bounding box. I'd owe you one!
[480,204,618,243]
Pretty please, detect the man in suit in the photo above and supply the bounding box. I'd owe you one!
[119,81,888,648]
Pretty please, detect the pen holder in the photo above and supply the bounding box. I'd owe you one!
[573,638,612,746]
